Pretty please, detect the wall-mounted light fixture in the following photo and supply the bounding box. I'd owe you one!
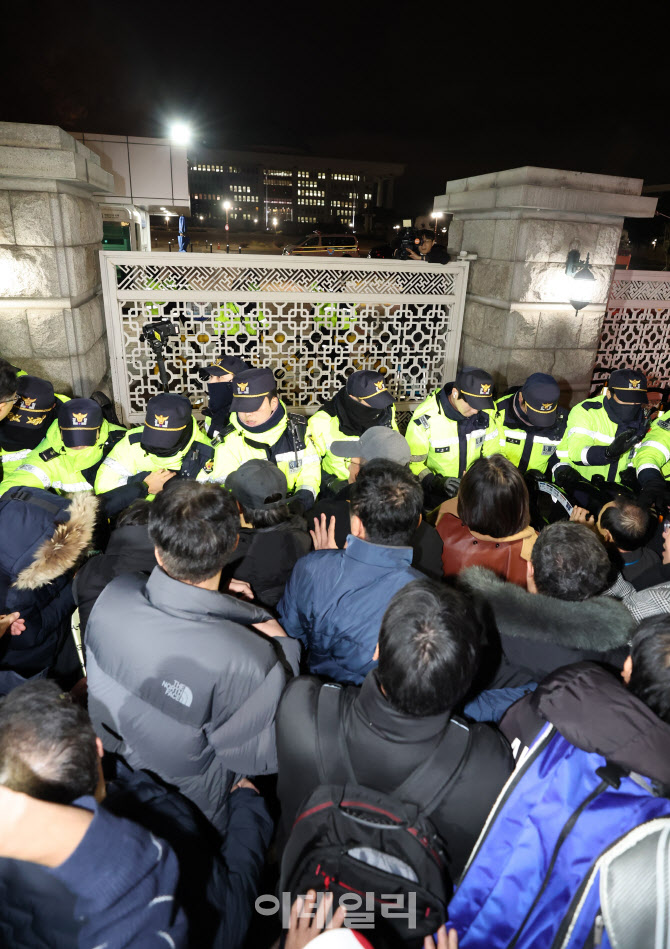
[565,249,596,312]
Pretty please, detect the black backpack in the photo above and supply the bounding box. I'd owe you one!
[279,682,471,947]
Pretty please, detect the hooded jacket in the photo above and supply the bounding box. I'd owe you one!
[501,662,670,791]
[86,565,301,833]
[223,516,312,608]
[458,566,636,690]
[0,487,97,676]
[73,523,157,634]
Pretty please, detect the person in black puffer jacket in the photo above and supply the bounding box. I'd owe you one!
[223,459,311,608]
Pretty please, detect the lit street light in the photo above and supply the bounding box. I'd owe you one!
[223,200,231,233]
[431,211,443,236]
[272,217,278,233]
[169,123,191,146]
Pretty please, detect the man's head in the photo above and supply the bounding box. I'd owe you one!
[450,367,494,418]
[529,521,612,601]
[231,368,279,428]
[377,579,483,716]
[0,376,57,449]
[149,480,240,584]
[141,394,193,456]
[58,399,103,451]
[0,680,102,804]
[345,370,394,410]
[598,497,652,552]
[622,615,670,725]
[605,369,647,422]
[518,373,560,428]
[225,458,292,528]
[349,460,422,547]
[201,354,249,385]
[329,427,416,483]
[417,229,435,256]
[0,360,18,422]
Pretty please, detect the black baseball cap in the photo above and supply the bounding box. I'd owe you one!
[521,373,560,428]
[58,398,102,448]
[608,369,648,403]
[455,367,495,410]
[5,376,57,431]
[141,394,192,450]
[230,368,276,413]
[202,355,251,379]
[346,370,393,408]
[226,459,288,510]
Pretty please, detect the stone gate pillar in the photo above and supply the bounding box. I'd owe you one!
[434,168,657,404]
[0,122,114,395]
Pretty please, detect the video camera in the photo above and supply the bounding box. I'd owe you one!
[395,228,423,260]
[140,320,180,393]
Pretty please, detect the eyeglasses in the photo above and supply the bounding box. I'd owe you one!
[0,393,18,405]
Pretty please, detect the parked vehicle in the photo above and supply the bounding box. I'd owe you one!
[282,232,359,257]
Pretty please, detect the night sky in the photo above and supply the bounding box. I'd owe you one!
[4,3,668,217]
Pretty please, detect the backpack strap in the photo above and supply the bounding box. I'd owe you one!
[315,683,357,786]
[394,716,472,817]
[315,681,471,818]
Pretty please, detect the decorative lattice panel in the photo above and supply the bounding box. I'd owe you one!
[101,254,469,425]
[592,272,670,394]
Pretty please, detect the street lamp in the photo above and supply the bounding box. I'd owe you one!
[199,215,204,221]
[272,217,278,232]
[565,250,597,312]
[169,122,191,146]
[223,200,231,233]
[431,211,443,236]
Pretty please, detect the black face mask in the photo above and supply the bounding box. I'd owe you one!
[141,423,193,458]
[335,392,385,436]
[208,381,234,416]
[608,398,642,424]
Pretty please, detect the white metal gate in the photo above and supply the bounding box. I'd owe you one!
[100,252,470,428]
[593,269,670,393]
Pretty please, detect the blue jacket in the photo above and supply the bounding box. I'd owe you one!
[278,535,421,684]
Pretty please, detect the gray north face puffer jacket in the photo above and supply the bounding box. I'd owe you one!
[86,565,300,832]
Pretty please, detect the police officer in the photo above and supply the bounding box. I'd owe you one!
[405,366,499,504]
[199,354,251,441]
[554,369,648,485]
[495,373,567,476]
[0,376,67,478]
[213,368,320,509]
[633,405,670,507]
[308,369,399,493]
[95,394,216,503]
[0,399,133,517]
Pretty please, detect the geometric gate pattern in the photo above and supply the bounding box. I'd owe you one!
[100,253,470,427]
[592,270,670,394]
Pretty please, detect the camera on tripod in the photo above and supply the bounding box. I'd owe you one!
[140,320,179,392]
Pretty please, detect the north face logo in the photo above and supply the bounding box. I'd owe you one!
[154,414,169,427]
[162,679,193,707]
[480,383,491,395]
[72,412,88,425]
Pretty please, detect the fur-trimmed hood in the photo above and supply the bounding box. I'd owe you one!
[0,488,98,590]
[460,566,635,652]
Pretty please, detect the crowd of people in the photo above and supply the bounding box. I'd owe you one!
[0,351,669,948]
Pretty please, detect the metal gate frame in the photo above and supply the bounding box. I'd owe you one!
[100,251,470,427]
